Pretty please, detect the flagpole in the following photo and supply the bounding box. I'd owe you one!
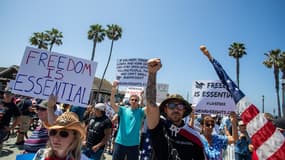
[262,95,264,113]
[281,78,285,117]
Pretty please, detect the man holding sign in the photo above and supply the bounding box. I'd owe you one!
[110,80,145,160]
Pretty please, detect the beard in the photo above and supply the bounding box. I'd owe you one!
[168,112,183,123]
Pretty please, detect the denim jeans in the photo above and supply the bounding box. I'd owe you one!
[83,147,104,160]
[112,143,139,160]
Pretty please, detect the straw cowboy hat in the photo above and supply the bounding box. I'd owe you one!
[44,112,85,139]
[159,94,192,118]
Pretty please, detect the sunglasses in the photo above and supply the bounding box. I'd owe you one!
[130,99,138,102]
[166,103,185,110]
[49,129,70,138]
[205,123,215,128]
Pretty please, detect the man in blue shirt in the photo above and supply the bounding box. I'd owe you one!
[110,80,145,160]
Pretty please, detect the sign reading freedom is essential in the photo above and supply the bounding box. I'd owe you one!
[116,58,148,87]
[192,80,235,115]
[12,47,97,107]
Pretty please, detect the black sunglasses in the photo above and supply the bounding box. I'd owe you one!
[130,99,138,102]
[166,103,185,110]
[205,123,215,128]
[49,129,70,138]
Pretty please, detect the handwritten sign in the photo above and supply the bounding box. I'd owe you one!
[192,80,236,115]
[116,58,148,87]
[12,47,97,107]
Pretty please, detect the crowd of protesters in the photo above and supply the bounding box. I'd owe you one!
[0,58,285,160]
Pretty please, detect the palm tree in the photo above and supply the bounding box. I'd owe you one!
[88,24,106,61]
[29,32,49,50]
[96,24,122,102]
[228,42,247,88]
[279,51,285,116]
[263,49,282,117]
[46,28,63,52]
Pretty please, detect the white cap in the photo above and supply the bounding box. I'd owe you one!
[95,103,106,111]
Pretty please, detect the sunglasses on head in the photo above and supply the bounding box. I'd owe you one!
[205,123,215,127]
[49,129,70,138]
[166,103,185,110]
[130,99,138,102]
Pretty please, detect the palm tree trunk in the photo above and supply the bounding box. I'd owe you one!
[89,37,98,104]
[282,73,285,117]
[96,40,114,102]
[91,37,97,61]
[236,57,240,88]
[49,39,55,52]
[274,67,281,117]
[49,44,53,52]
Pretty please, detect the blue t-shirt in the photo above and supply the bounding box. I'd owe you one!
[201,134,228,160]
[115,106,145,146]
[235,132,251,155]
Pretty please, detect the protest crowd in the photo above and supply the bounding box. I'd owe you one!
[1,50,285,160]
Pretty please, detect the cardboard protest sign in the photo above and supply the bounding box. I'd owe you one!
[192,80,235,115]
[116,58,148,87]
[156,83,169,104]
[123,86,144,103]
[12,47,97,107]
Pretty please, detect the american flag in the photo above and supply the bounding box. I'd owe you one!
[140,131,152,160]
[210,58,285,159]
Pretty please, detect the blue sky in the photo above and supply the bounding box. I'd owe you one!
[1,0,285,115]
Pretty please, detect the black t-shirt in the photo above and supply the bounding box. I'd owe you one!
[86,115,112,149]
[0,102,21,128]
[149,118,205,160]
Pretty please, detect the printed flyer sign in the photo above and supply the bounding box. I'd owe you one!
[116,58,148,87]
[192,80,236,115]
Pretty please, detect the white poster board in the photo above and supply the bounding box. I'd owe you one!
[12,47,97,107]
[123,86,144,102]
[156,83,169,104]
[192,80,235,115]
[116,58,148,87]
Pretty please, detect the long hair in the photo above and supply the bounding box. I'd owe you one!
[45,130,82,160]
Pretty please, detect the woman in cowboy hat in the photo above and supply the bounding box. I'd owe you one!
[33,112,88,160]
